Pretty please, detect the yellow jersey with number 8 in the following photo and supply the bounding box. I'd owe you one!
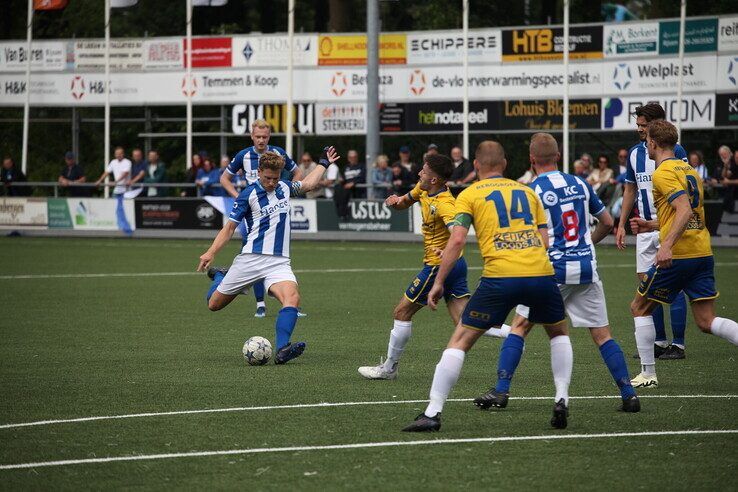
[652,158,712,259]
[455,176,553,277]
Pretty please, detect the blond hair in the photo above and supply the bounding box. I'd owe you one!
[475,140,506,169]
[258,151,285,172]
[251,119,271,132]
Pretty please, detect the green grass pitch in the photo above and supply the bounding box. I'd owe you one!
[0,237,736,489]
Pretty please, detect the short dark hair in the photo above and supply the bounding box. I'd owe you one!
[425,154,453,181]
[647,120,678,149]
[597,154,609,162]
[635,103,666,122]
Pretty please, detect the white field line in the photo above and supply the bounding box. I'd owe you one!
[1,394,735,430]
[1,429,736,471]
[3,262,738,280]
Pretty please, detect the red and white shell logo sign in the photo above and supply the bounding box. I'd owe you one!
[70,75,85,100]
[330,72,348,97]
[181,74,197,97]
[409,69,426,96]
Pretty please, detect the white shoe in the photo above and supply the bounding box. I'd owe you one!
[358,363,397,380]
[631,372,658,388]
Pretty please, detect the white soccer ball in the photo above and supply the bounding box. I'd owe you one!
[242,336,273,366]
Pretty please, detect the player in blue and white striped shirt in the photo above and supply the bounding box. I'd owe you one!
[198,147,339,364]
[615,103,689,361]
[220,119,304,318]
[475,133,639,414]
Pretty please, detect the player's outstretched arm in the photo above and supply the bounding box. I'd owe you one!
[299,146,340,193]
[616,182,637,249]
[591,210,615,244]
[197,220,238,272]
[427,220,469,310]
[385,193,415,210]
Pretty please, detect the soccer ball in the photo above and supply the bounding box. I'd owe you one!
[242,336,272,366]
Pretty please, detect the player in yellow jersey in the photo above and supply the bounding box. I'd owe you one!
[629,120,738,388]
[402,141,571,432]
[358,154,471,380]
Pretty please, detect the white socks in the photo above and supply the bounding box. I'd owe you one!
[550,335,572,405]
[425,348,465,417]
[384,320,412,370]
[483,324,512,338]
[256,301,266,308]
[634,316,656,376]
[710,317,738,345]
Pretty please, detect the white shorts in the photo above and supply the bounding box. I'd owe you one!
[217,253,297,296]
[636,231,660,274]
[515,280,609,328]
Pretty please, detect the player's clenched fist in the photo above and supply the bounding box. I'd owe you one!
[385,194,402,207]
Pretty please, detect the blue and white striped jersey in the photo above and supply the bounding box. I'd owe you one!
[226,145,297,184]
[532,171,606,285]
[625,141,687,221]
[228,180,302,257]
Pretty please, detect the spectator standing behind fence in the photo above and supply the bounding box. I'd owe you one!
[391,162,413,196]
[371,154,392,198]
[297,152,323,199]
[394,145,420,180]
[714,145,732,186]
[616,148,628,176]
[580,152,594,175]
[196,157,220,196]
[588,154,614,199]
[181,153,203,197]
[126,148,148,197]
[58,151,87,197]
[448,146,475,189]
[320,155,341,200]
[689,151,709,183]
[1,156,30,196]
[343,149,366,199]
[144,150,167,197]
[723,149,738,213]
[573,159,589,179]
[94,146,131,197]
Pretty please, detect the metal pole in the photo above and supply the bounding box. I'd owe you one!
[219,105,227,158]
[186,0,193,169]
[285,0,295,158]
[462,0,469,159]
[144,106,152,154]
[72,107,80,161]
[562,0,570,173]
[104,0,111,198]
[21,0,32,175]
[366,0,380,181]
[675,0,687,137]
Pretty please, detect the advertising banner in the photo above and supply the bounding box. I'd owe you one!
[231,103,314,135]
[716,54,738,92]
[74,39,143,70]
[48,198,136,231]
[603,55,716,96]
[502,25,603,61]
[403,101,498,132]
[603,22,659,58]
[380,103,404,132]
[719,16,738,53]
[716,93,738,126]
[316,199,411,232]
[601,94,715,130]
[407,29,501,65]
[135,199,222,229]
[232,35,317,67]
[318,34,406,65]
[143,38,183,69]
[315,103,366,135]
[184,37,232,68]
[659,18,718,54]
[0,197,48,227]
[290,199,318,233]
[0,41,66,71]
[498,99,601,130]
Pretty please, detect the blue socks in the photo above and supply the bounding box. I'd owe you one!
[206,271,225,302]
[254,280,266,303]
[599,339,636,399]
[495,334,525,393]
[652,304,667,343]
[275,307,299,349]
[670,293,687,346]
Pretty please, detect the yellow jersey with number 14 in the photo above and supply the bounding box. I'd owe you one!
[652,158,712,259]
[407,183,459,266]
[455,176,553,278]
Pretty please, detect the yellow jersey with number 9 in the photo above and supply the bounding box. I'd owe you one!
[652,158,712,259]
[455,176,553,277]
[407,183,460,265]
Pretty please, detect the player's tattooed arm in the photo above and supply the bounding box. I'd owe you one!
[300,146,340,193]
